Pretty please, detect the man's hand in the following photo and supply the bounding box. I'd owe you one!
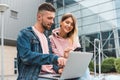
[57,57,67,68]
[58,68,63,74]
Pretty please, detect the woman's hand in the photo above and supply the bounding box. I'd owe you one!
[64,47,72,58]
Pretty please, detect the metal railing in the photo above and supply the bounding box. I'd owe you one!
[94,39,101,78]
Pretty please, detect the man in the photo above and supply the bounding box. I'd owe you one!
[17,2,66,80]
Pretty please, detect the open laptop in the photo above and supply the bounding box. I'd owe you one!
[39,52,93,80]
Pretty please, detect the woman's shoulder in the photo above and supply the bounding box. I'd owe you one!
[49,28,60,38]
[49,35,53,39]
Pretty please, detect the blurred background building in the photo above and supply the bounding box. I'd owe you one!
[0,0,120,78]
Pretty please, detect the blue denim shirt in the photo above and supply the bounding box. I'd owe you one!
[17,26,58,80]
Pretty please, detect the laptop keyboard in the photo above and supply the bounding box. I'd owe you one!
[53,75,61,78]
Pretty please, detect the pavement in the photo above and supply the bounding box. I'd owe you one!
[0,74,120,80]
[91,73,120,80]
[0,75,17,80]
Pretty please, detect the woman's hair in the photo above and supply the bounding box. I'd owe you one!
[38,2,56,13]
[60,13,78,44]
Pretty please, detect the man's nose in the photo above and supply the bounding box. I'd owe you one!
[51,19,54,24]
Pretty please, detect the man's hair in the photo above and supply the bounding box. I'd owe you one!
[38,2,56,13]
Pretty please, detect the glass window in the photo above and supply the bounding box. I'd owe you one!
[10,10,18,19]
[14,58,17,74]
[54,0,119,57]
[101,31,114,40]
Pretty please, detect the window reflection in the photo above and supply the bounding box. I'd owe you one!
[47,0,120,57]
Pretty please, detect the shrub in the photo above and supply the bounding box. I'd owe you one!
[101,57,116,73]
[89,60,94,72]
[114,58,120,73]
[89,57,117,73]
[89,60,99,73]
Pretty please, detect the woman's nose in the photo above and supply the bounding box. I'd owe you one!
[67,23,72,27]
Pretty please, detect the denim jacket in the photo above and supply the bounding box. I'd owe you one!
[17,26,58,80]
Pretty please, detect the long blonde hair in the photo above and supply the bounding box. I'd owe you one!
[60,13,78,44]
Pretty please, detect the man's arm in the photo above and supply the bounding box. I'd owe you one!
[17,30,59,65]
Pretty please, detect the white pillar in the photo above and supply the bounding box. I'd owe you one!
[0,4,9,80]
[113,27,120,57]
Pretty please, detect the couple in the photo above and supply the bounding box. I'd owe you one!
[17,2,91,80]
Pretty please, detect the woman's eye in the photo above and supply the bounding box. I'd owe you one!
[65,21,70,24]
[65,21,73,26]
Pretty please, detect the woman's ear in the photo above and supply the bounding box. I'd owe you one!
[60,21,62,27]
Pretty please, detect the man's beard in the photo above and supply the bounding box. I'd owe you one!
[41,19,51,30]
[42,22,49,30]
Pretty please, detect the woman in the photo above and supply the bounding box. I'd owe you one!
[49,13,91,80]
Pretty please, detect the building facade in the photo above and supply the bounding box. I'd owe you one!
[1,0,120,77]
[0,0,45,76]
[49,0,120,58]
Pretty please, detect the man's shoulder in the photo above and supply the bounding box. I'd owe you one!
[20,26,33,33]
[18,26,34,37]
[21,26,32,31]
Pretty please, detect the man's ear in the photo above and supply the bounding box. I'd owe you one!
[37,13,41,19]
[37,13,42,21]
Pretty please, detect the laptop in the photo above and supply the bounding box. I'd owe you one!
[39,52,93,80]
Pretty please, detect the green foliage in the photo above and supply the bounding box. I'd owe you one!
[89,60,99,73]
[101,57,116,73]
[114,58,120,73]
[89,57,120,73]
[89,60,94,72]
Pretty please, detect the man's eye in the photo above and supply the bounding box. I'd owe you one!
[48,17,54,20]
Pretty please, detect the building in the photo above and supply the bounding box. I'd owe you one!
[0,0,120,77]
[52,0,120,58]
[0,0,44,76]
